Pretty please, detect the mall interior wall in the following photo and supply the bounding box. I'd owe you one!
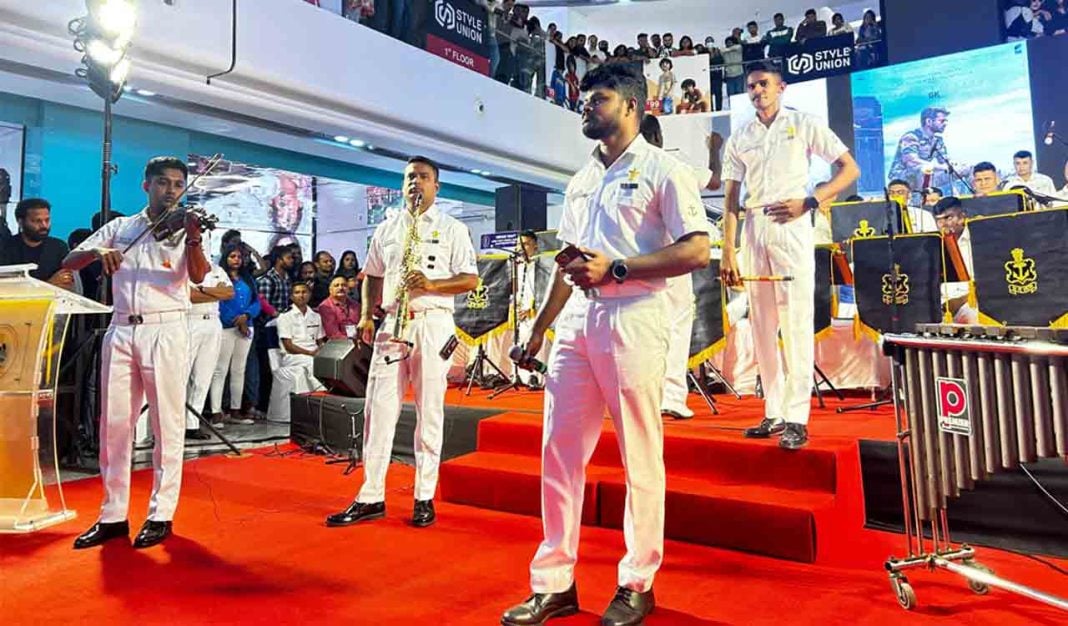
[0,91,493,242]
[883,0,1003,65]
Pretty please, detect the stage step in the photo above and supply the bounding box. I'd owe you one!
[473,412,840,493]
[440,448,837,563]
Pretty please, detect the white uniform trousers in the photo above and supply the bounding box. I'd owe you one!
[186,314,222,428]
[356,311,455,503]
[98,313,190,523]
[531,294,669,594]
[210,327,253,413]
[744,218,816,425]
[661,275,694,417]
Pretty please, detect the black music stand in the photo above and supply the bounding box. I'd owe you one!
[490,249,533,399]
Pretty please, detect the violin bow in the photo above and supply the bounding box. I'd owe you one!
[121,153,225,254]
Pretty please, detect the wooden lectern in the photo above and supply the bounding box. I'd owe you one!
[0,264,111,532]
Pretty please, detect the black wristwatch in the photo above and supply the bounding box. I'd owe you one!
[610,259,629,284]
[803,196,820,211]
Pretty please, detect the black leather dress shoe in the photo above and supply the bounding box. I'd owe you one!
[73,520,130,549]
[779,423,809,450]
[133,520,172,549]
[412,499,436,527]
[744,417,786,439]
[601,586,655,626]
[325,501,385,527]
[185,429,211,441]
[501,583,579,625]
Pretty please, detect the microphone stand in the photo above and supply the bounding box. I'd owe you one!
[489,248,533,399]
[929,141,974,196]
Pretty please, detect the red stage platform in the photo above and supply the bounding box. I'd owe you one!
[3,387,1065,624]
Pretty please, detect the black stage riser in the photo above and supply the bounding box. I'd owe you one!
[860,439,1068,557]
[289,394,500,464]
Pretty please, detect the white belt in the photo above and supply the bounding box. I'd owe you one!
[386,309,453,321]
[113,311,186,326]
[191,312,219,321]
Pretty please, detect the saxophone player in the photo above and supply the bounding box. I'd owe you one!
[326,156,478,529]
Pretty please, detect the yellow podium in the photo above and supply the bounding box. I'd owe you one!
[0,264,111,532]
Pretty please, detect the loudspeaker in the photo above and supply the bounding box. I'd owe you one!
[313,339,372,397]
[495,184,547,232]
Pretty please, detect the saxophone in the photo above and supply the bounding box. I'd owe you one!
[390,192,423,344]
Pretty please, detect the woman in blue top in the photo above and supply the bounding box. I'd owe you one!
[209,243,261,424]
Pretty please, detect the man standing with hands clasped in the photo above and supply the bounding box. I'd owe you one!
[325,156,478,530]
[720,61,859,451]
[501,63,710,626]
[63,156,211,549]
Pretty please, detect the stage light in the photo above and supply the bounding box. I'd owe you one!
[69,0,139,103]
[333,135,350,143]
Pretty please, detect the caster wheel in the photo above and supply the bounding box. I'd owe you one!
[891,576,917,610]
[964,562,993,595]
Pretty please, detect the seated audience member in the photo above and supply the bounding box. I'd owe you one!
[888,179,938,232]
[271,282,326,416]
[934,197,977,324]
[1003,149,1058,198]
[318,275,361,339]
[796,8,828,42]
[0,198,76,291]
[971,161,1002,196]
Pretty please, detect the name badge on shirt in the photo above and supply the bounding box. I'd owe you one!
[345,324,357,339]
[620,182,639,192]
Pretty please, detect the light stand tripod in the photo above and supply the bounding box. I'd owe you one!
[490,250,534,399]
[464,343,508,396]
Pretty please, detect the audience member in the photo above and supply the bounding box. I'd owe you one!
[220,229,268,276]
[676,35,696,56]
[0,167,11,241]
[564,55,581,111]
[796,8,828,42]
[764,13,794,58]
[661,32,676,56]
[0,198,76,290]
[742,21,766,62]
[274,282,326,399]
[722,37,745,97]
[1005,0,1046,39]
[298,261,317,288]
[650,33,662,56]
[258,245,295,314]
[210,243,261,425]
[318,274,361,339]
[636,33,655,58]
[310,250,336,306]
[857,9,884,66]
[706,37,725,111]
[829,13,855,39]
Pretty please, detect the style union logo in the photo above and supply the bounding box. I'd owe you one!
[435,0,455,30]
[787,53,815,75]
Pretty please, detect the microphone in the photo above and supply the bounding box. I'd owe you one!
[509,345,547,374]
[1045,121,1057,146]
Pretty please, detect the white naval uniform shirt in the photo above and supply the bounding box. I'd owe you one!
[75,209,196,316]
[556,135,710,299]
[1003,173,1058,198]
[277,305,324,352]
[189,266,232,317]
[906,206,938,233]
[363,203,478,312]
[722,108,849,223]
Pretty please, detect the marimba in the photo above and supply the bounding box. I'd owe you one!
[881,324,1068,612]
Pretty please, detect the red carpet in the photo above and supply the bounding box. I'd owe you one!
[3,389,1066,624]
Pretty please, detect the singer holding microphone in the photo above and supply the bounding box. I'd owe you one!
[501,63,710,626]
[720,62,859,451]
[325,156,477,530]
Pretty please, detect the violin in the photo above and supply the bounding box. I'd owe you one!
[122,153,224,253]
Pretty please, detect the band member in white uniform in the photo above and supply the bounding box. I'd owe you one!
[186,258,233,437]
[326,156,477,529]
[502,64,710,626]
[64,156,211,549]
[933,197,978,324]
[639,114,722,420]
[514,229,548,386]
[720,62,859,451]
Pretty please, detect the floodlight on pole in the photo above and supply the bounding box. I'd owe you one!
[69,0,139,103]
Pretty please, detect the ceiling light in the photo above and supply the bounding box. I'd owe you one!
[348,139,366,147]
[135,88,155,96]
[333,135,349,143]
